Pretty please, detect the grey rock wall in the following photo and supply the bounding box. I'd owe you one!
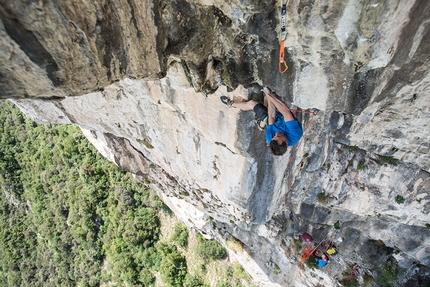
[2,0,430,286]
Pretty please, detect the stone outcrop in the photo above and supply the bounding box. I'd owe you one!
[2,0,430,286]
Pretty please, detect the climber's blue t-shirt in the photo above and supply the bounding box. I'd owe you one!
[315,258,328,267]
[265,112,303,146]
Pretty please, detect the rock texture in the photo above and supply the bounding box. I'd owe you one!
[2,0,430,286]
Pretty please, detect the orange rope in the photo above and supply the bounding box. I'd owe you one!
[300,245,314,265]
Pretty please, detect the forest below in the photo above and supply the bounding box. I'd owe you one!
[0,100,251,287]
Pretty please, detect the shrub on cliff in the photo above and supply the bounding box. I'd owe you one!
[171,223,189,248]
[377,261,400,287]
[196,233,227,261]
[157,242,187,286]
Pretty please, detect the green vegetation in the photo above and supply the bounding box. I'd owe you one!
[317,192,329,203]
[0,101,241,287]
[232,262,250,280]
[305,257,317,269]
[357,161,365,171]
[183,273,208,287]
[171,223,189,248]
[339,277,359,287]
[273,263,281,275]
[334,221,341,230]
[217,280,230,287]
[292,238,302,252]
[377,261,399,287]
[157,243,187,286]
[326,163,331,169]
[348,146,361,153]
[196,233,228,261]
[339,265,359,287]
[395,195,405,204]
[380,155,398,166]
[0,100,165,286]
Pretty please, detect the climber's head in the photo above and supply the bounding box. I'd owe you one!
[270,132,288,155]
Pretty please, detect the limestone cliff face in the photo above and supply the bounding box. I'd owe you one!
[2,0,430,286]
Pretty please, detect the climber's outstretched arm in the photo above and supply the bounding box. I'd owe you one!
[267,98,276,125]
[263,88,294,121]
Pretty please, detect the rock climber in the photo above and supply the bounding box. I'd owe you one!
[315,254,329,267]
[313,249,329,267]
[220,87,303,156]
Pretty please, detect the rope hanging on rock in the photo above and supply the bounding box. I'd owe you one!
[278,0,290,73]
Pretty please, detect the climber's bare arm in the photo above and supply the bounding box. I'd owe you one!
[267,98,276,125]
[263,88,294,121]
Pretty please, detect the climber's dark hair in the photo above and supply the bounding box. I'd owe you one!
[269,139,288,156]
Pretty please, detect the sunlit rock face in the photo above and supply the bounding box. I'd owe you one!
[2,0,430,286]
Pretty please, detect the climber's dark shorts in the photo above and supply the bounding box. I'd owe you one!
[253,103,268,121]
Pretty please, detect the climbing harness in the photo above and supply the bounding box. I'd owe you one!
[278,0,290,73]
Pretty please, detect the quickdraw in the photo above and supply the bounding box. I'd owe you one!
[279,0,290,73]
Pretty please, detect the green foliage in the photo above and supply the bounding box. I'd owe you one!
[317,192,328,203]
[357,161,365,171]
[395,195,405,204]
[139,269,156,286]
[0,101,163,286]
[198,263,206,272]
[334,221,341,230]
[339,278,359,287]
[305,257,317,269]
[217,280,231,287]
[348,146,361,153]
[381,155,398,165]
[326,163,331,169]
[183,273,208,287]
[157,243,187,286]
[378,261,399,287]
[232,262,249,279]
[339,265,360,287]
[226,266,233,278]
[196,233,227,261]
[171,223,189,248]
[273,263,281,275]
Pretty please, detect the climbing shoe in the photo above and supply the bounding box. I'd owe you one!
[255,117,268,131]
[220,96,234,107]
